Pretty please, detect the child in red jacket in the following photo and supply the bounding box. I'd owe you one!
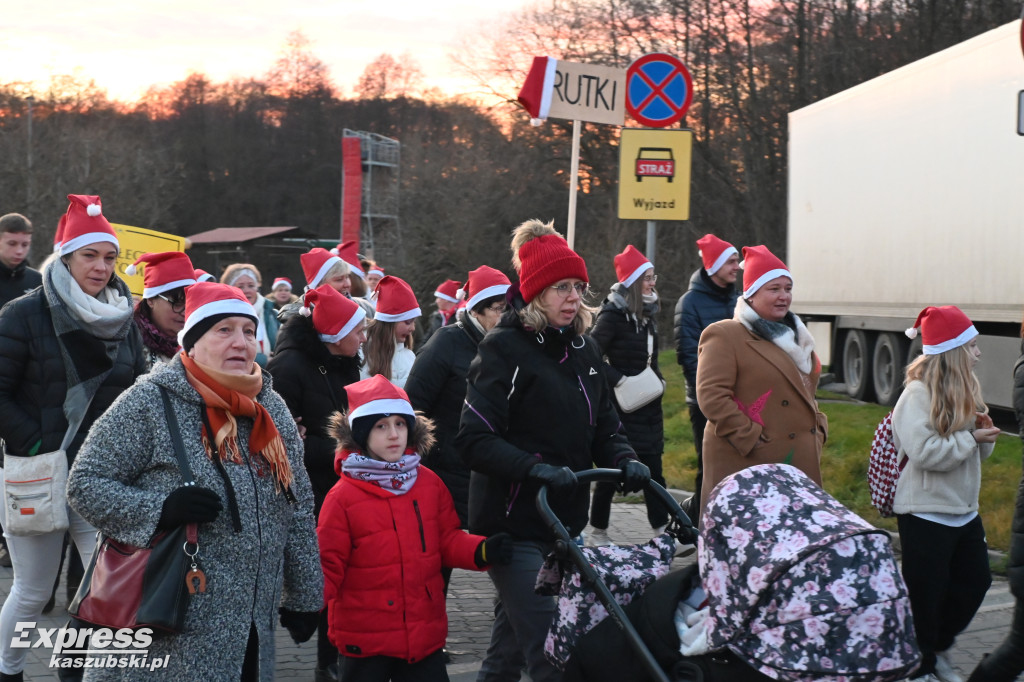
[318,374,512,682]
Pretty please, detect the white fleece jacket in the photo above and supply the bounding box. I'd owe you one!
[891,380,994,515]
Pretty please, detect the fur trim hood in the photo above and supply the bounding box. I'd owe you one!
[329,409,436,473]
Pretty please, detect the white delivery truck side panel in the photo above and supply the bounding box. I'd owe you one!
[787,20,1024,408]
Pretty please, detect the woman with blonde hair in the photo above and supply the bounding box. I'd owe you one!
[893,305,998,682]
[359,275,419,389]
[456,219,649,682]
[220,262,278,362]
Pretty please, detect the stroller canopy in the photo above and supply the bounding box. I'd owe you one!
[699,464,920,682]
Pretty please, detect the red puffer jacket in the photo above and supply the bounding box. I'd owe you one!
[318,440,485,662]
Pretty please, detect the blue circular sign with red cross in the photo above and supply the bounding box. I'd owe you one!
[625,53,693,128]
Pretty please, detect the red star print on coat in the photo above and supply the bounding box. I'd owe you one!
[733,390,772,426]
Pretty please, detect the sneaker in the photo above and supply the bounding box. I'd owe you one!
[935,651,963,682]
[586,528,611,547]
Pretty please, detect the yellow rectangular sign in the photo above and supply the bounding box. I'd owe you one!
[111,223,188,298]
[617,128,692,220]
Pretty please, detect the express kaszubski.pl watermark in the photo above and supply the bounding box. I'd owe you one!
[11,622,170,671]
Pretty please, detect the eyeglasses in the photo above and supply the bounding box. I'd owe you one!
[546,282,589,299]
[642,274,658,283]
[157,293,187,313]
[486,303,507,314]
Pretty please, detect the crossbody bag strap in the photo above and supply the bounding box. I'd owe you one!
[646,329,654,367]
[158,386,195,484]
[317,365,342,411]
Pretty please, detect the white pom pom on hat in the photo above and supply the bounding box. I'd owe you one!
[125,263,138,276]
[87,203,102,217]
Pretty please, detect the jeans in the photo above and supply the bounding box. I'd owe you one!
[0,478,98,674]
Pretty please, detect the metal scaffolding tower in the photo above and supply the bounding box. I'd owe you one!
[342,129,402,267]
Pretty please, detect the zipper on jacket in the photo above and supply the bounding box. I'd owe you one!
[577,376,595,425]
[413,500,426,552]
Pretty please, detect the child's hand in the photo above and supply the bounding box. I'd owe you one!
[475,532,514,568]
[975,412,994,430]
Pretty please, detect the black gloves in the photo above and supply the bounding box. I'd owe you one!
[157,486,223,529]
[528,463,578,496]
[620,459,651,493]
[474,532,514,568]
[279,607,320,644]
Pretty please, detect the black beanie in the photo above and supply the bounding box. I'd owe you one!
[351,413,417,453]
[181,312,257,353]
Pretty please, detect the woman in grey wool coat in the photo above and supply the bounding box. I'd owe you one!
[67,282,323,681]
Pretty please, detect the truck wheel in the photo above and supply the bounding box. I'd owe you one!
[872,333,907,406]
[842,330,875,401]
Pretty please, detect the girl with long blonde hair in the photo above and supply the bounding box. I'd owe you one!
[892,305,999,682]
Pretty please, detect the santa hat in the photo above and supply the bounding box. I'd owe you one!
[125,252,197,299]
[374,276,421,323]
[330,241,365,280]
[194,269,216,283]
[697,234,738,276]
[740,245,792,299]
[517,234,588,304]
[613,245,653,287]
[178,282,258,350]
[301,248,344,289]
[433,280,463,304]
[58,194,119,256]
[272,277,292,291]
[52,215,67,253]
[462,266,511,311]
[301,284,366,343]
[517,56,558,123]
[368,265,385,278]
[345,374,415,423]
[905,306,978,355]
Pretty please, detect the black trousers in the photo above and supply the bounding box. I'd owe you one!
[898,513,991,677]
[589,447,667,530]
[688,405,708,520]
[339,649,448,682]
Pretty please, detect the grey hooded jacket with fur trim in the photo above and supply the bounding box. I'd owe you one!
[67,355,323,681]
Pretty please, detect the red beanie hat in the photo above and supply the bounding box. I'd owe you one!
[374,276,421,322]
[178,282,258,349]
[301,284,367,343]
[331,241,365,280]
[433,280,463,303]
[905,306,978,355]
[462,266,511,311]
[697,234,738,276]
[741,245,792,299]
[59,194,119,256]
[301,248,344,289]
[517,234,588,304]
[613,245,653,287]
[126,252,197,299]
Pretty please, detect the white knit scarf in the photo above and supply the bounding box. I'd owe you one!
[734,298,815,374]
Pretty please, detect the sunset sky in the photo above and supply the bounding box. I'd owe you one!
[1,1,533,101]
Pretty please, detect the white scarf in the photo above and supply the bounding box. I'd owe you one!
[734,298,815,374]
[50,259,133,338]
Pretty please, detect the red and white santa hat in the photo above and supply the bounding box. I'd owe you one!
[905,305,978,355]
[272,277,292,291]
[613,245,653,287]
[194,269,216,283]
[374,276,421,323]
[178,282,258,349]
[433,279,463,304]
[52,215,67,253]
[301,284,366,343]
[345,374,415,423]
[330,241,365,280]
[58,194,119,256]
[740,245,792,299]
[697,234,738,276]
[125,252,197,299]
[367,265,385,278]
[300,248,344,289]
[461,266,511,311]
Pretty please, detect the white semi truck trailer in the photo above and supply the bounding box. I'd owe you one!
[787,19,1024,408]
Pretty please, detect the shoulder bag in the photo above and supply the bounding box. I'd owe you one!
[613,329,666,413]
[69,387,201,633]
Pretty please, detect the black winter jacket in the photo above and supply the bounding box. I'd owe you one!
[0,287,146,462]
[456,298,637,540]
[0,260,42,308]
[674,268,738,405]
[405,319,485,526]
[590,296,664,457]
[266,314,361,513]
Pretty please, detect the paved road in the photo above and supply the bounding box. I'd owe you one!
[0,499,1014,680]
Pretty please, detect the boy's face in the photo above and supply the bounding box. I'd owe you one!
[0,231,31,269]
[366,415,409,463]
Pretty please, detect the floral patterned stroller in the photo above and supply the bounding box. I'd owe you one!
[536,465,921,682]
